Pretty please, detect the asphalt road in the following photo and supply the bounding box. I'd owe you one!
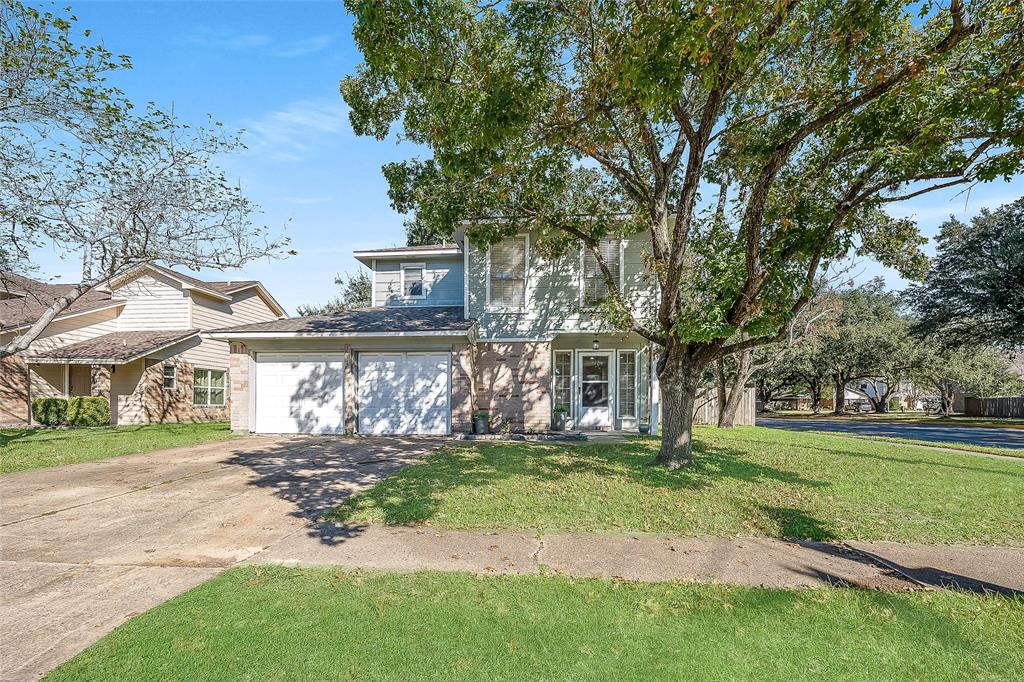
[758,417,1024,450]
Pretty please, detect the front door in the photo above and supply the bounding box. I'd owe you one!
[578,352,613,428]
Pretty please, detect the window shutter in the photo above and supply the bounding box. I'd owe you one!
[489,236,526,307]
[584,239,620,304]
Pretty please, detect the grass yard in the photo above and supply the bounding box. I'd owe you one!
[47,566,1024,682]
[330,426,1024,545]
[0,422,236,474]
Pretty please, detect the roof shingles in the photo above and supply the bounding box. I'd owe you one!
[212,306,474,335]
[26,329,201,363]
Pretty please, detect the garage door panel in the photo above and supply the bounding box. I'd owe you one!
[255,354,346,434]
[358,352,449,435]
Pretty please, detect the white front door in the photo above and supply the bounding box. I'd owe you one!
[357,352,450,435]
[578,352,613,428]
[254,353,346,434]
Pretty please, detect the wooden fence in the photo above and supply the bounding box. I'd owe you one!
[963,396,1024,418]
[692,387,757,426]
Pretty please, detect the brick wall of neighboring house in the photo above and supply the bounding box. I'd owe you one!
[229,343,250,432]
[0,354,29,426]
[475,341,552,432]
[450,342,476,432]
[138,358,229,424]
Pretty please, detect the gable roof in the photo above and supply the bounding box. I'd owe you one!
[0,271,126,333]
[25,329,201,364]
[111,264,287,317]
[209,305,474,338]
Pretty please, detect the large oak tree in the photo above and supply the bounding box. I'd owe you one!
[341,0,1024,466]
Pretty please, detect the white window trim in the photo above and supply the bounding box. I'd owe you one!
[485,233,529,310]
[552,349,574,418]
[617,349,638,419]
[193,368,226,406]
[371,258,377,307]
[400,262,427,300]
[162,363,176,391]
[580,239,624,307]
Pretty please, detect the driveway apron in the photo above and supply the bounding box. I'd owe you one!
[0,436,440,681]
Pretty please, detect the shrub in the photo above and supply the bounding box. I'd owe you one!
[32,398,68,426]
[67,396,111,426]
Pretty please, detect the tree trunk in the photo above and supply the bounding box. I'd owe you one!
[656,348,703,469]
[833,375,846,415]
[714,358,728,425]
[809,380,823,414]
[719,348,752,428]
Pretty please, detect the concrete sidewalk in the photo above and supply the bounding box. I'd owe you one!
[249,524,1024,594]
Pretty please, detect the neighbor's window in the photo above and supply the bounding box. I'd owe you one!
[583,239,621,305]
[162,364,176,390]
[193,369,226,406]
[553,350,572,413]
[488,235,527,307]
[401,263,425,298]
[618,351,636,419]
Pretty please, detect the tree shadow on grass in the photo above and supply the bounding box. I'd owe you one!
[325,438,827,529]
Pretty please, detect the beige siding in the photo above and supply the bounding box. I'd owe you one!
[191,288,278,328]
[110,359,146,424]
[179,337,230,371]
[29,363,64,399]
[113,272,190,330]
[14,308,121,354]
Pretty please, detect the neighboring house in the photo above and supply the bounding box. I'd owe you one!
[0,265,286,426]
[212,231,665,435]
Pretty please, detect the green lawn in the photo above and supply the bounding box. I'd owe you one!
[47,566,1024,682]
[0,422,236,474]
[330,426,1024,545]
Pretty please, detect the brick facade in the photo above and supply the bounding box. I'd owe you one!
[450,342,476,432]
[475,341,552,432]
[138,358,229,424]
[229,343,250,432]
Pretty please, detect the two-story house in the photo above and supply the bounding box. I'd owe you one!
[212,230,660,435]
[0,265,285,426]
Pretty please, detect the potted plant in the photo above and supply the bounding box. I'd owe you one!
[473,410,490,435]
[638,421,650,434]
[551,404,568,431]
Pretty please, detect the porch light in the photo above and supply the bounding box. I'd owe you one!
[591,338,600,350]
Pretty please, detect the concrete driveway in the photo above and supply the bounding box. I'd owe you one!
[0,436,441,681]
[758,417,1024,450]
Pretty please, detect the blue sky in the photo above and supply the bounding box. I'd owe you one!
[32,0,1023,313]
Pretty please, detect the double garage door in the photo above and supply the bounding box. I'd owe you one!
[254,352,449,435]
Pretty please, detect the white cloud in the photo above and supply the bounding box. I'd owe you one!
[183,25,336,58]
[183,25,272,50]
[272,34,339,58]
[240,99,350,162]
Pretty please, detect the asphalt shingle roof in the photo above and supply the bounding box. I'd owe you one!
[212,306,474,335]
[25,329,201,363]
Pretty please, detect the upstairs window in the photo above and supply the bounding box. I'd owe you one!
[401,263,425,298]
[583,239,621,305]
[194,369,226,406]
[488,235,527,308]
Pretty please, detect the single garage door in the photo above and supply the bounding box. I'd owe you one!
[255,353,346,434]
[358,352,449,435]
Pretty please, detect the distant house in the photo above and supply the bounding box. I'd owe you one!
[0,265,285,426]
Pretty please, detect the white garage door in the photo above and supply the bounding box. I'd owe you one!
[358,352,449,435]
[255,353,346,434]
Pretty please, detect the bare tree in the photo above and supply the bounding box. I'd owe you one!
[1,1,290,356]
